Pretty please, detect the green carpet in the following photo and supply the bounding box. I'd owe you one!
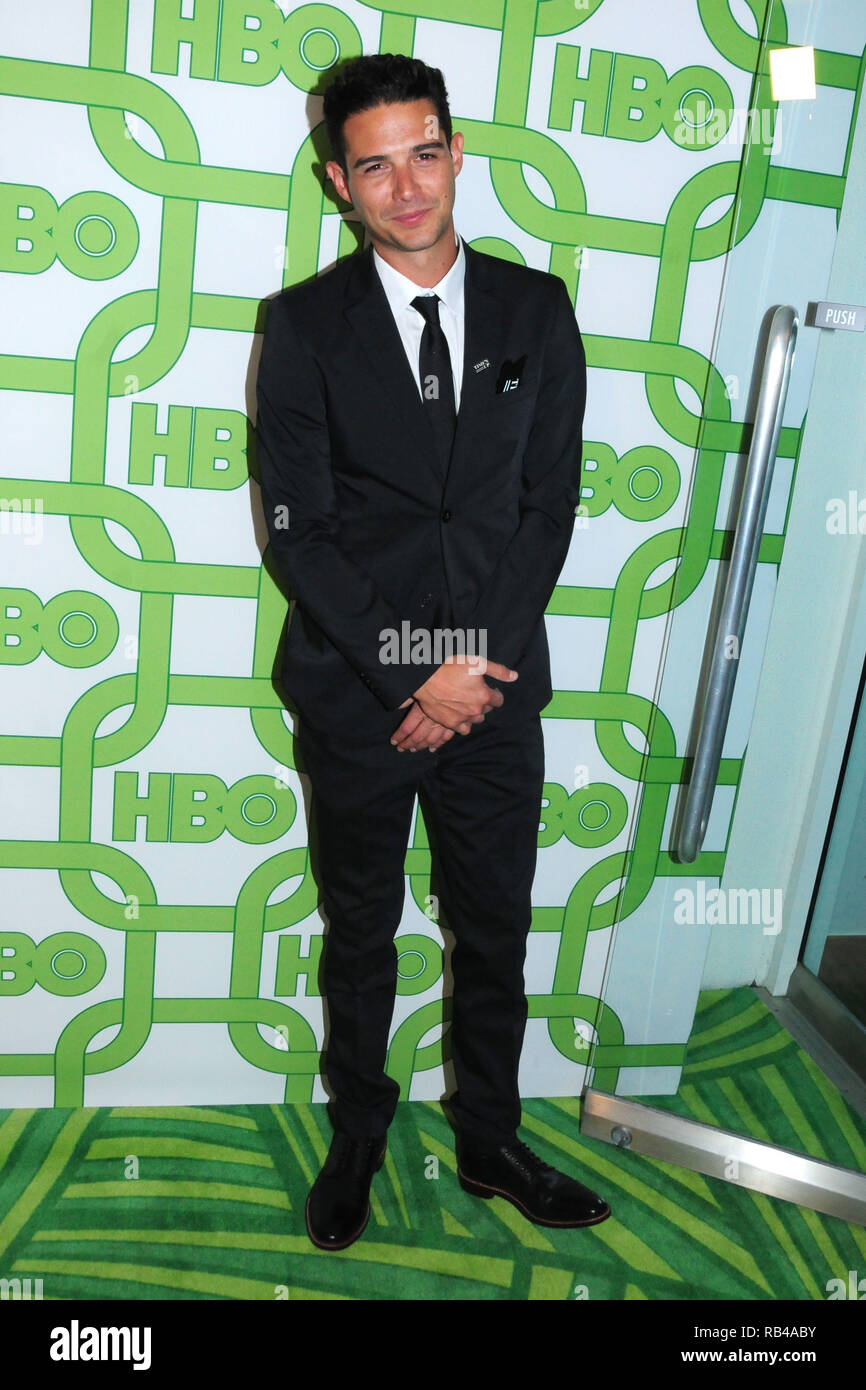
[1,988,864,1300]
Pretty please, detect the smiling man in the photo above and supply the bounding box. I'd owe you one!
[255,53,609,1251]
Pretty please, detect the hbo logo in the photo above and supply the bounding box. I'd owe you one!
[0,933,106,997]
[0,185,138,280]
[112,772,296,844]
[1,589,118,668]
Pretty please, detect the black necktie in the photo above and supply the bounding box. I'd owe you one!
[411,293,456,474]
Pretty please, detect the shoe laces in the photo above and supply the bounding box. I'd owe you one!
[512,1137,557,1177]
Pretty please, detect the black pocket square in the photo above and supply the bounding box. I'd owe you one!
[495,355,526,394]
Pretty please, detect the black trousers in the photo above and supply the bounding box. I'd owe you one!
[296,708,545,1148]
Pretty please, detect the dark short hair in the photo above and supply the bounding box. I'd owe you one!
[323,53,452,174]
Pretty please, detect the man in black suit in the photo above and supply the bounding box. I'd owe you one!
[255,53,610,1250]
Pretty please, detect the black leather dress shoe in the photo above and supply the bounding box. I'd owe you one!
[306,1131,387,1251]
[456,1134,611,1227]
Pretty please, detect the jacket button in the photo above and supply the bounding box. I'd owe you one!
[420,593,433,607]
[441,509,451,522]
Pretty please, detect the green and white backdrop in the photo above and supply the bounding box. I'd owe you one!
[1,0,863,1110]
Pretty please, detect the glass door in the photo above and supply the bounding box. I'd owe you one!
[800,651,866,1056]
[577,0,866,1220]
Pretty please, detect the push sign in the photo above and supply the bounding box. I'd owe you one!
[811,301,866,332]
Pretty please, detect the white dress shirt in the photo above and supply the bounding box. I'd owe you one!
[372,228,465,412]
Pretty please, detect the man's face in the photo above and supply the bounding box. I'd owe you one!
[326,98,463,256]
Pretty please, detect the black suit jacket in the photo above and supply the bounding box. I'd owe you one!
[255,237,586,740]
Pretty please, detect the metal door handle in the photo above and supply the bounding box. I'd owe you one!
[677,305,798,863]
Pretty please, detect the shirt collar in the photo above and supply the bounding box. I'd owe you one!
[372,228,465,317]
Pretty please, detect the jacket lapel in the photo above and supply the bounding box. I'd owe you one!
[342,243,443,489]
[453,243,507,489]
[341,239,507,494]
